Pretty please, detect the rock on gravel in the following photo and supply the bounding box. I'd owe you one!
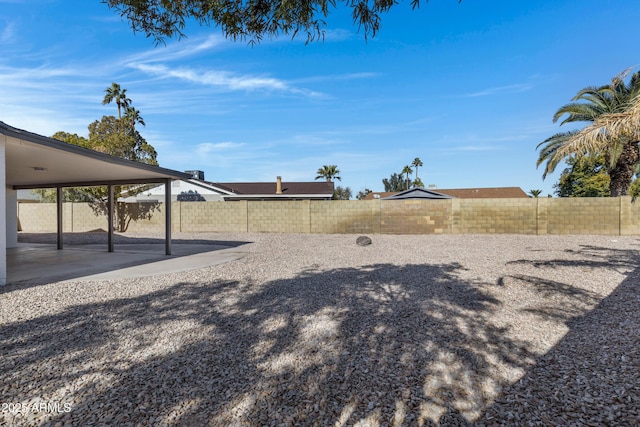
[356,236,372,246]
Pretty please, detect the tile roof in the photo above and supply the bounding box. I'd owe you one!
[365,187,529,200]
[383,188,453,200]
[210,181,335,196]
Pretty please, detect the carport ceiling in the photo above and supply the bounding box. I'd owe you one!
[2,122,190,188]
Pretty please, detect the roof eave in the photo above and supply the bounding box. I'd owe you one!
[1,121,192,184]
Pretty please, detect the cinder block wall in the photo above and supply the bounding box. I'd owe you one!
[17,203,58,232]
[248,200,309,233]
[180,200,247,232]
[17,197,640,236]
[381,199,451,234]
[71,203,106,232]
[454,198,538,234]
[312,200,379,234]
[545,197,620,235]
[620,196,640,235]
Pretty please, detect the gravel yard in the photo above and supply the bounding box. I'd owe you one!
[1,232,639,426]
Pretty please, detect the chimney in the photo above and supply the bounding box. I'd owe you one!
[185,170,205,180]
[276,176,282,194]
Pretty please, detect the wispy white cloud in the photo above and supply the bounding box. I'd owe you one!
[197,141,247,153]
[282,134,346,147]
[459,83,533,98]
[293,72,379,84]
[124,35,227,65]
[321,28,354,42]
[442,145,500,152]
[122,35,324,96]
[131,63,322,96]
[0,21,14,44]
[0,62,108,135]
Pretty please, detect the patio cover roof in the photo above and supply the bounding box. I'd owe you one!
[1,121,191,189]
[1,121,193,269]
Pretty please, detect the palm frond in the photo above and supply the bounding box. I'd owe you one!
[536,130,579,179]
[539,67,640,189]
[553,102,602,124]
[604,95,640,141]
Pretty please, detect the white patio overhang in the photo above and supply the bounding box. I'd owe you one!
[0,121,192,285]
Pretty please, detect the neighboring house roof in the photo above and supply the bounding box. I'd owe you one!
[365,187,529,200]
[184,179,235,195]
[383,188,452,200]
[121,179,234,199]
[213,181,334,197]
[122,178,335,201]
[436,187,529,198]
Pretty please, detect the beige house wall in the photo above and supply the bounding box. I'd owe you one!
[17,196,640,235]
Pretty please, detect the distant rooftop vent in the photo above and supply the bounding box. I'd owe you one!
[185,170,205,180]
[428,184,437,189]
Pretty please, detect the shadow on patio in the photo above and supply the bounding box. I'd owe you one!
[7,232,252,288]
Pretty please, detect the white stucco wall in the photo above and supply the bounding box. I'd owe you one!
[0,137,6,285]
[6,188,17,248]
[123,180,226,202]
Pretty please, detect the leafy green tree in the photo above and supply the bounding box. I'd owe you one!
[315,165,341,182]
[401,165,413,190]
[411,157,423,179]
[124,106,145,129]
[103,0,461,44]
[47,88,160,231]
[553,154,610,197]
[356,188,372,200]
[88,116,157,165]
[537,68,640,196]
[333,186,352,200]
[413,177,424,188]
[102,82,131,119]
[51,131,92,149]
[383,173,409,192]
[630,177,640,199]
[86,116,159,231]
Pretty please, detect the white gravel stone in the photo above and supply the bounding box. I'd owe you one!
[1,232,638,426]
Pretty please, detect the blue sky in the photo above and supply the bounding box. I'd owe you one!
[1,0,639,196]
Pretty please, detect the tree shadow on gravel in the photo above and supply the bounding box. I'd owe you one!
[1,262,533,426]
[475,245,640,426]
[510,244,639,273]
[1,247,637,426]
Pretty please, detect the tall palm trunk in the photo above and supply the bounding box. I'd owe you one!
[607,142,639,196]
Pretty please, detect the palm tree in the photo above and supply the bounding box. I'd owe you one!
[315,165,341,182]
[537,68,640,196]
[102,82,131,119]
[413,177,424,188]
[401,165,413,190]
[411,157,423,180]
[528,189,543,198]
[124,106,145,128]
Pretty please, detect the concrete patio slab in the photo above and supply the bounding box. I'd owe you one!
[7,241,250,284]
